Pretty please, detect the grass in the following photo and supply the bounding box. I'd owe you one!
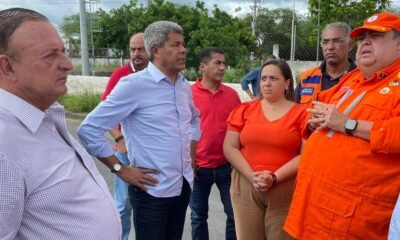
[58,91,101,113]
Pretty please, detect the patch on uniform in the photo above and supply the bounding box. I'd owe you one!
[389,80,399,87]
[340,86,351,91]
[367,15,378,23]
[397,72,400,78]
[300,87,314,96]
[380,87,391,94]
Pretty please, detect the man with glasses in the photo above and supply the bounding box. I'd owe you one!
[285,12,400,239]
[295,22,356,106]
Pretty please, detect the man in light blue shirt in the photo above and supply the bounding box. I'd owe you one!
[78,21,201,240]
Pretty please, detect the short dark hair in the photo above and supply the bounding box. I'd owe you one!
[260,59,295,101]
[0,8,48,54]
[199,47,225,64]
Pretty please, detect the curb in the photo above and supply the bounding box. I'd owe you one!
[65,110,87,121]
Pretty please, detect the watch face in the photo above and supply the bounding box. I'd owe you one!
[346,119,357,130]
[345,119,358,135]
[113,163,122,172]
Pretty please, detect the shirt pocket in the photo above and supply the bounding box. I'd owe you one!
[312,189,357,240]
[359,95,390,121]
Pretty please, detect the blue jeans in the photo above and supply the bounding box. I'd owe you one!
[113,151,132,240]
[189,163,236,240]
[129,178,191,240]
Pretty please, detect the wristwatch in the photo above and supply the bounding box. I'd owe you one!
[111,163,122,174]
[344,119,358,135]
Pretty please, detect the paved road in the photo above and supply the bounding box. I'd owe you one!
[66,118,226,240]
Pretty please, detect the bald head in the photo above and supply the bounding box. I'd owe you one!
[129,32,149,71]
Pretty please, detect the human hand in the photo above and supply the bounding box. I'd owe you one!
[253,171,273,192]
[307,101,347,132]
[117,139,128,154]
[192,161,199,180]
[118,166,159,191]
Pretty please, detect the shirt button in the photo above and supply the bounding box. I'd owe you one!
[380,127,384,132]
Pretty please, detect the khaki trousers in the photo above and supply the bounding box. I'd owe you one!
[230,169,294,240]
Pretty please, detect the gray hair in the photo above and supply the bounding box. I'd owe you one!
[322,22,352,43]
[0,8,48,54]
[144,21,183,61]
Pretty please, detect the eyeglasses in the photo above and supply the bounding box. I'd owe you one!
[321,38,347,46]
[354,32,386,43]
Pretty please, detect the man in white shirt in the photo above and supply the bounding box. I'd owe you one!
[0,8,121,240]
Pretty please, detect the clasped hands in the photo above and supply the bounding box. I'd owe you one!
[307,101,347,132]
[252,171,275,192]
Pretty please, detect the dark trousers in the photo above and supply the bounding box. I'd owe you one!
[189,163,236,240]
[128,178,191,240]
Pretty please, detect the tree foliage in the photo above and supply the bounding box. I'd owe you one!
[84,0,255,69]
[308,0,391,33]
[61,0,346,67]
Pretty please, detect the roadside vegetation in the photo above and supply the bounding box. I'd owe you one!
[58,91,101,113]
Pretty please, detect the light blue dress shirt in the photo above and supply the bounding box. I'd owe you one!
[389,195,400,240]
[0,89,121,240]
[78,62,201,197]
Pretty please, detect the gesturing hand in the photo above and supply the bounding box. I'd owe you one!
[118,166,159,191]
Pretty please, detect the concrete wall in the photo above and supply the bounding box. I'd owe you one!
[66,60,321,102]
[66,75,253,102]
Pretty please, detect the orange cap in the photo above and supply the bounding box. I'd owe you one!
[350,12,400,39]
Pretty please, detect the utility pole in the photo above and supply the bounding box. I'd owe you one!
[290,0,296,61]
[250,0,260,61]
[79,0,90,76]
[87,0,102,76]
[251,0,260,36]
[316,0,321,63]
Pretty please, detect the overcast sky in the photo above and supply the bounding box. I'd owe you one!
[1,0,399,28]
[0,0,310,27]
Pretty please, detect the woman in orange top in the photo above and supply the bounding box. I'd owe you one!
[223,59,306,240]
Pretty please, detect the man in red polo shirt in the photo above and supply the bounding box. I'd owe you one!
[190,47,241,240]
[101,32,149,240]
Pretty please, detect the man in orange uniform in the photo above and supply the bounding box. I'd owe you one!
[295,22,356,106]
[284,12,400,240]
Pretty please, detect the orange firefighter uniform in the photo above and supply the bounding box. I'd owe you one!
[284,58,400,240]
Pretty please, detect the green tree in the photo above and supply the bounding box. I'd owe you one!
[93,0,254,69]
[241,8,315,61]
[308,0,391,35]
[59,0,255,76]
[59,14,81,56]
